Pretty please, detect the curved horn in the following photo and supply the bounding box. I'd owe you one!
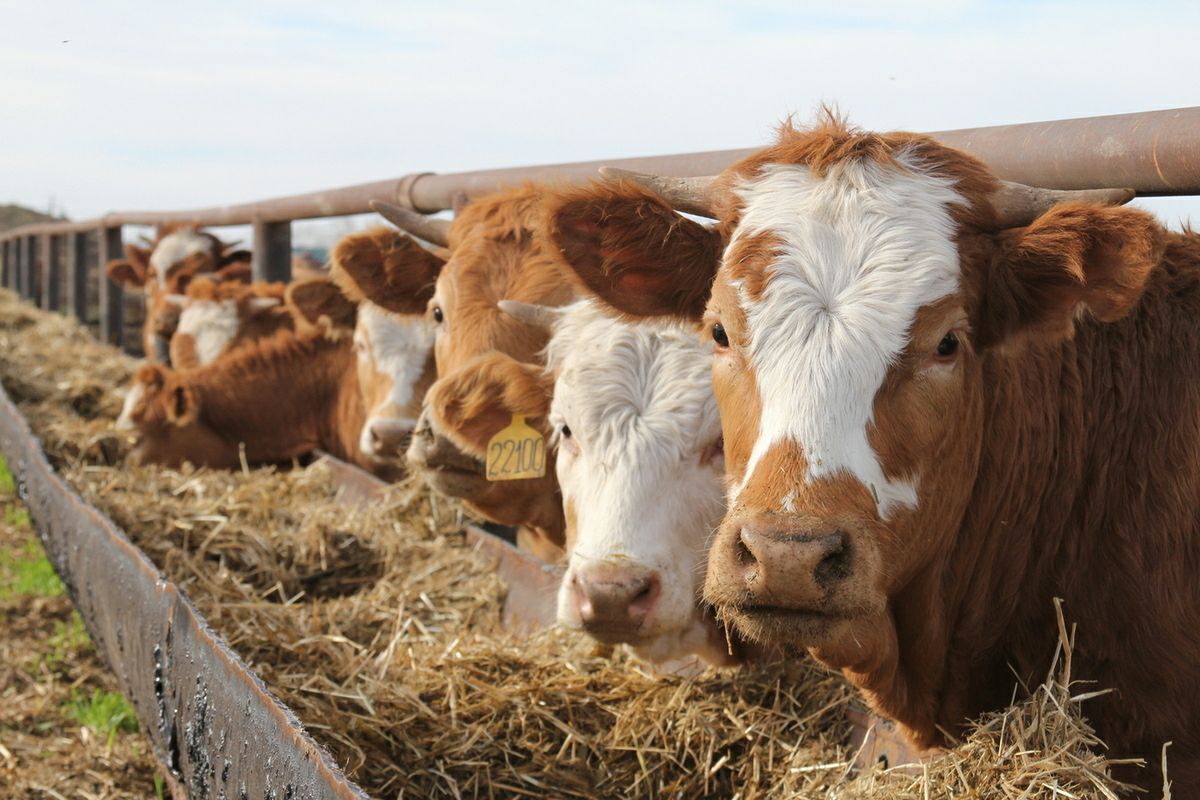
[599,167,719,218]
[370,200,452,247]
[992,181,1135,228]
[498,300,560,332]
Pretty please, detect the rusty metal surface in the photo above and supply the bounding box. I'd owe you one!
[464,524,562,633]
[4,106,1200,242]
[0,384,371,800]
[845,706,931,772]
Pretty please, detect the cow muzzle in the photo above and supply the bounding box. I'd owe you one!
[360,417,414,461]
[564,563,661,645]
[405,410,488,496]
[704,515,871,646]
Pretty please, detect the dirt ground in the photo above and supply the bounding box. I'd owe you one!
[0,455,163,800]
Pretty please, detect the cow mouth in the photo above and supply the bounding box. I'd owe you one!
[716,602,842,645]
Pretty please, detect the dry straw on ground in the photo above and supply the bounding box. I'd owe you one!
[0,288,1150,798]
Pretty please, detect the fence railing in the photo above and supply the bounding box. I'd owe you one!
[3,105,1199,350]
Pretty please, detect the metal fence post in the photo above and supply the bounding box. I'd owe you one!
[0,240,9,290]
[40,234,61,312]
[97,226,124,347]
[21,236,38,304]
[69,232,89,321]
[251,219,292,283]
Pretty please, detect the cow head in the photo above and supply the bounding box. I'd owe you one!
[167,277,288,368]
[117,363,234,468]
[379,187,574,555]
[302,227,441,463]
[105,227,251,362]
[580,118,1161,673]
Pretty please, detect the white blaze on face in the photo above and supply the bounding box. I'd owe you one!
[149,231,212,285]
[548,302,725,660]
[731,156,965,518]
[354,302,437,455]
[176,299,240,366]
[116,382,145,431]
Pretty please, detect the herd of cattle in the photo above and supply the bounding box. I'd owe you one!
[104,118,1200,793]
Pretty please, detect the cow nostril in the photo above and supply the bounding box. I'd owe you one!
[814,534,852,584]
[734,529,755,567]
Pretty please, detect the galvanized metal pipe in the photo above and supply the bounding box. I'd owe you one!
[97,226,123,348]
[2,106,1199,242]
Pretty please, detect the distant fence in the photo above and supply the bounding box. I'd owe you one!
[3,106,1200,352]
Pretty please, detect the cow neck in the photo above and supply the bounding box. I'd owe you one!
[906,233,1200,747]
[185,330,354,462]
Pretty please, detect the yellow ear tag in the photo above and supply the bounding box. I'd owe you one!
[486,414,546,481]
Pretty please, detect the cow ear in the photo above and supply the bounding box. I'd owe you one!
[974,203,1164,350]
[330,227,446,314]
[541,179,723,321]
[124,243,151,278]
[214,260,252,284]
[218,249,252,269]
[425,352,553,459]
[106,259,146,289]
[285,277,357,337]
[135,363,169,394]
[165,382,199,426]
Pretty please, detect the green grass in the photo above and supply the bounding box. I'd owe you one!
[5,505,30,528]
[41,612,92,672]
[64,689,139,747]
[0,454,14,496]
[0,538,64,599]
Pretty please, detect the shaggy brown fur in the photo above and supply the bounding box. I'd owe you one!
[541,120,1199,794]
[168,277,294,369]
[331,226,444,315]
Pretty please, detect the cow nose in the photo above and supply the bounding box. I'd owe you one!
[570,565,661,642]
[730,522,851,607]
[365,419,412,457]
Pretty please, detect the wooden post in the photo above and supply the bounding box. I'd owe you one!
[69,232,89,321]
[97,226,124,347]
[251,219,292,283]
[40,234,61,311]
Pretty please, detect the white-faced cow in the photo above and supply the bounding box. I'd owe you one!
[545,117,1199,793]
[166,277,292,369]
[105,225,251,362]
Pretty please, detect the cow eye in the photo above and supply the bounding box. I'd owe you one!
[560,424,572,439]
[432,305,444,324]
[712,322,729,348]
[935,332,959,359]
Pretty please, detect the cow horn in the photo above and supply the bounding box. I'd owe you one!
[992,181,1135,228]
[370,200,452,247]
[162,294,188,307]
[598,167,719,218]
[498,300,560,332]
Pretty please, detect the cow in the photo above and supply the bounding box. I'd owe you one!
[117,227,441,473]
[498,297,733,667]
[105,225,251,362]
[371,187,575,562]
[541,118,1200,793]
[165,277,292,369]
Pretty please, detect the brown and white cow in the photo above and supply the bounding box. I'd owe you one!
[498,298,732,667]
[105,226,251,362]
[546,120,1200,792]
[373,186,575,561]
[166,277,293,369]
[117,228,440,473]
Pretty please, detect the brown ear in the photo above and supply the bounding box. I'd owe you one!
[541,179,723,321]
[135,363,169,394]
[218,249,252,269]
[106,259,146,289]
[285,277,357,336]
[426,352,553,459]
[975,203,1164,349]
[124,243,151,279]
[165,381,199,426]
[330,227,445,314]
[214,260,252,284]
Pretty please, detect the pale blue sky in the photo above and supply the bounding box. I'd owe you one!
[3,0,1198,244]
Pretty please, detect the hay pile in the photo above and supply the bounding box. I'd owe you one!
[0,289,1141,798]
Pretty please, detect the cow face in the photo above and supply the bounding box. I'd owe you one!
[105,228,250,363]
[318,228,442,463]
[394,187,574,551]
[555,124,1161,668]
[168,278,287,368]
[117,363,235,468]
[538,302,729,664]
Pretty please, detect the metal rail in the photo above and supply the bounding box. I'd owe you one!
[3,105,1199,350]
[0,383,371,800]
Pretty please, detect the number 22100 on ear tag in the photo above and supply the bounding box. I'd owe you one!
[486,414,546,481]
